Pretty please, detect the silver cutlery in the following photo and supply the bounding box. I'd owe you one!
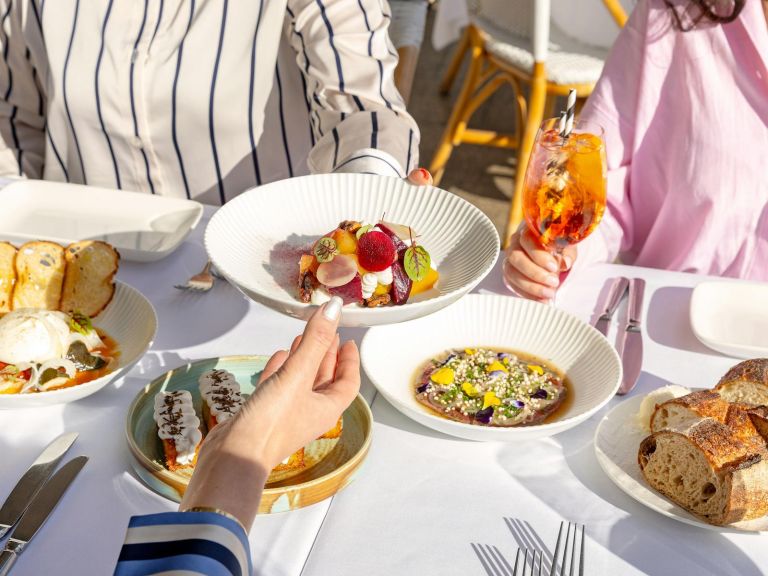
[616,278,645,395]
[174,260,214,292]
[0,456,88,576]
[592,277,629,337]
[550,521,585,576]
[0,433,78,539]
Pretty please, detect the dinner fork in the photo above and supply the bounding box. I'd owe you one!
[550,521,585,576]
[174,260,214,292]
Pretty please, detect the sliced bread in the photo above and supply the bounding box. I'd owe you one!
[650,390,729,433]
[12,241,66,310]
[716,359,768,406]
[60,241,119,317]
[0,242,16,314]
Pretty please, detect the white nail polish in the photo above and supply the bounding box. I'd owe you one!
[323,296,343,320]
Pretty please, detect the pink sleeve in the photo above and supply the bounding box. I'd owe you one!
[575,1,652,269]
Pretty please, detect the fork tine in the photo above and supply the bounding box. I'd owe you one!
[578,525,585,576]
[569,524,578,576]
[537,550,544,576]
[512,548,522,576]
[549,521,564,576]
[560,522,572,576]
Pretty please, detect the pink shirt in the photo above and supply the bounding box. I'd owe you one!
[579,0,768,280]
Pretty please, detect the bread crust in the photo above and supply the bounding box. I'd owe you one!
[12,241,66,310]
[650,390,729,432]
[60,241,119,317]
[0,242,16,314]
[716,360,768,406]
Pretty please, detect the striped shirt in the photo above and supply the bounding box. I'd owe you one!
[115,512,251,576]
[0,0,419,204]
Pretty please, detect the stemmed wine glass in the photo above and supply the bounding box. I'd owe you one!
[521,117,607,303]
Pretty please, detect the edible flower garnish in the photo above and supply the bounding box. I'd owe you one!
[483,391,501,409]
[430,367,454,386]
[527,364,544,375]
[486,361,508,373]
[314,237,338,263]
[464,348,476,355]
[69,312,94,336]
[508,399,525,409]
[416,383,430,394]
[461,382,479,397]
[475,406,494,424]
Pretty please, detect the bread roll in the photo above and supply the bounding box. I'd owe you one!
[12,241,66,310]
[60,241,119,317]
[716,359,768,406]
[650,390,729,433]
[639,418,768,525]
[0,242,16,314]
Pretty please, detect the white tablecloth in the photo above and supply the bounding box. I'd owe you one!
[1,207,766,576]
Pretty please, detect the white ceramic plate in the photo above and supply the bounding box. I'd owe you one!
[690,281,768,359]
[360,294,622,441]
[0,181,203,262]
[594,394,768,532]
[0,282,157,408]
[205,174,500,327]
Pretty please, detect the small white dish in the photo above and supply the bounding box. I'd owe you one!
[594,393,768,532]
[205,173,500,327]
[0,181,203,262]
[690,281,768,359]
[360,294,622,442]
[0,282,157,408]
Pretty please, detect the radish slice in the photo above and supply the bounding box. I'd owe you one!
[316,255,358,288]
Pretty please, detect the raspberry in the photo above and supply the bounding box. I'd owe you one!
[356,230,396,272]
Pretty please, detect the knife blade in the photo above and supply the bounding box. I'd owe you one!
[0,456,87,576]
[616,278,646,395]
[0,433,78,539]
[592,277,629,337]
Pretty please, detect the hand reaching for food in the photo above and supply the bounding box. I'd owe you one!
[180,296,360,530]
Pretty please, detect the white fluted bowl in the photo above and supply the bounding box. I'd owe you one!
[205,174,500,327]
[361,295,622,441]
[0,282,157,408]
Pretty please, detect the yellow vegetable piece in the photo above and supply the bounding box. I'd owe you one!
[527,364,544,375]
[332,229,358,254]
[430,367,455,386]
[461,382,479,397]
[373,283,389,296]
[483,391,501,409]
[464,348,476,355]
[410,267,439,296]
[486,361,508,373]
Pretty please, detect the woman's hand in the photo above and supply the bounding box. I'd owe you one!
[503,227,577,302]
[181,296,360,530]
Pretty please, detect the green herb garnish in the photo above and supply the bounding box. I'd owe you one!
[69,312,94,336]
[355,224,373,240]
[313,237,338,263]
[403,227,431,282]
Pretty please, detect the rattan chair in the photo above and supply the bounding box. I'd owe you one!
[428,0,627,246]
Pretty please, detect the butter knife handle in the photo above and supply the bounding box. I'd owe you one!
[0,548,18,576]
[628,279,646,325]
[602,277,630,317]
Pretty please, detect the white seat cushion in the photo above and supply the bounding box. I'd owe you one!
[475,15,609,86]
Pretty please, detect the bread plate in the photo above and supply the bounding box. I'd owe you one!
[594,394,768,532]
[126,356,373,513]
[361,294,622,442]
[0,181,203,262]
[690,281,768,359]
[205,173,499,327]
[0,281,157,408]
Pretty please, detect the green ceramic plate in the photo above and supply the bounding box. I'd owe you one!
[125,355,373,513]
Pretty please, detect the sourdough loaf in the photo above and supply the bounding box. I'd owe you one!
[650,390,729,433]
[716,359,768,406]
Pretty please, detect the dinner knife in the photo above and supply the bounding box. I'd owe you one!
[0,456,87,576]
[616,278,646,395]
[592,277,629,337]
[0,432,78,539]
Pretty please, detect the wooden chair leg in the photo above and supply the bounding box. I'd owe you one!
[439,26,471,95]
[430,39,484,185]
[504,63,548,246]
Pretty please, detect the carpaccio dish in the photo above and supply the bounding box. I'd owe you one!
[297,220,439,307]
[415,348,567,427]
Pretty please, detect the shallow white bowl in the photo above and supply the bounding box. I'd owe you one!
[205,174,499,327]
[690,280,768,359]
[0,282,157,408]
[360,294,622,442]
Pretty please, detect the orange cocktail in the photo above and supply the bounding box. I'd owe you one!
[523,119,607,252]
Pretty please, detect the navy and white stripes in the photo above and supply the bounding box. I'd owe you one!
[0,0,420,203]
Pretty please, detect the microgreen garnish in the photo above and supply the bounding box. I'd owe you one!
[403,227,431,282]
[0,364,19,375]
[314,237,338,263]
[355,224,373,240]
[69,312,94,335]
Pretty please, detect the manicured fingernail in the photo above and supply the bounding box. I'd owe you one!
[418,168,430,181]
[323,296,343,320]
[545,260,558,273]
[545,275,559,287]
[541,288,555,299]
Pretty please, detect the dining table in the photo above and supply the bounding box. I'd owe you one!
[1,206,765,576]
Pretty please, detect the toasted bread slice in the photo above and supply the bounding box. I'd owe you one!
[0,242,16,314]
[716,359,768,407]
[12,241,66,310]
[60,241,119,317]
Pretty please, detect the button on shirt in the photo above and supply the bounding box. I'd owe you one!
[0,0,420,204]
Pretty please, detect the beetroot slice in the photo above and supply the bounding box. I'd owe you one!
[328,274,363,304]
[390,261,412,305]
[376,222,408,253]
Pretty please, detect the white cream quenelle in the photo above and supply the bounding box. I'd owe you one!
[198,369,245,424]
[153,391,202,465]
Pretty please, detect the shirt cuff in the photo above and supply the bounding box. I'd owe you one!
[333,148,405,178]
